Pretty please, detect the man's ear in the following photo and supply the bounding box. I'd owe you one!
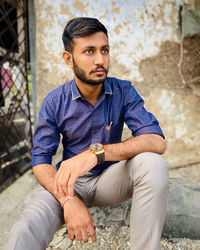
[63,51,73,69]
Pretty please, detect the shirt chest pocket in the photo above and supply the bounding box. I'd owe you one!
[104,120,124,144]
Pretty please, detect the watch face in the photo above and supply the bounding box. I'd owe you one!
[91,143,103,151]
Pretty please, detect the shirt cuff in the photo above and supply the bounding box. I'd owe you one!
[133,125,165,139]
[31,154,52,168]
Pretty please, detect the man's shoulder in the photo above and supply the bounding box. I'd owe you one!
[107,77,135,91]
[107,77,131,85]
[107,77,142,102]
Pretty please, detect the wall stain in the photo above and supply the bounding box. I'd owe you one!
[73,0,86,12]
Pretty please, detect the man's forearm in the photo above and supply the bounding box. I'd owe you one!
[104,134,166,162]
[32,164,65,204]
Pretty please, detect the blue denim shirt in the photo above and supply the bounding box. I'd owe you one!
[31,77,164,173]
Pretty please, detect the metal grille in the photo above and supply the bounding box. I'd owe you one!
[0,0,32,190]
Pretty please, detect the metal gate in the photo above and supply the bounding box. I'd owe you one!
[0,0,32,190]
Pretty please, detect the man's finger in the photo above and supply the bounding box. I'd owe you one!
[56,174,64,197]
[59,171,71,196]
[74,229,82,241]
[53,173,58,194]
[88,224,96,243]
[54,171,61,195]
[81,227,89,242]
[67,228,74,241]
[67,176,76,197]
[60,173,70,197]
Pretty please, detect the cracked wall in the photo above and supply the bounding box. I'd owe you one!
[35,0,200,164]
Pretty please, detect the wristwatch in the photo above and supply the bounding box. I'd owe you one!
[89,143,105,165]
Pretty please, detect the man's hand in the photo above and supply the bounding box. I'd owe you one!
[64,196,96,243]
[54,150,97,197]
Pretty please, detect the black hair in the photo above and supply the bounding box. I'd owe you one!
[62,17,108,53]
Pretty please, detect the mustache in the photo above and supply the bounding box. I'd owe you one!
[89,66,108,74]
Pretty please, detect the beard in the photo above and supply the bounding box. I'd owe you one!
[72,56,109,85]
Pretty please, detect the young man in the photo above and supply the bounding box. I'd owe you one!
[5,17,168,250]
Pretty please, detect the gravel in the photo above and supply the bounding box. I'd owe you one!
[47,224,200,250]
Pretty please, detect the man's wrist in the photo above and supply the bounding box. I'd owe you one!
[87,149,98,165]
[61,194,77,207]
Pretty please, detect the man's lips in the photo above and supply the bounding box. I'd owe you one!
[90,67,107,74]
[95,70,105,75]
[95,69,105,72]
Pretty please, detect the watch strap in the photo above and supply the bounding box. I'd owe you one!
[96,150,105,165]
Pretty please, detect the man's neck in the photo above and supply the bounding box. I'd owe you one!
[74,77,104,106]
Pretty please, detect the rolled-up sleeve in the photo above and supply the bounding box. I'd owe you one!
[124,84,164,138]
[31,96,60,167]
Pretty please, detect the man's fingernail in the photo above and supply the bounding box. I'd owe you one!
[68,195,72,199]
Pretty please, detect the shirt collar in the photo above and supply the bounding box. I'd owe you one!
[71,78,113,101]
[104,78,113,95]
[71,79,81,100]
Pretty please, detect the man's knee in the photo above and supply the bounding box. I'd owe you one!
[129,152,169,193]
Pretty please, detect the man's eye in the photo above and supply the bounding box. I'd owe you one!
[102,48,109,53]
[85,49,93,54]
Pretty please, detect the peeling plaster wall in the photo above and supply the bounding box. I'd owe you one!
[35,0,200,164]
[145,87,200,165]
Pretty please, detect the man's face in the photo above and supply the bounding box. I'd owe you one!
[71,32,110,85]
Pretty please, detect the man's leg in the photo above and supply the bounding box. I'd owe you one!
[4,185,64,250]
[91,152,169,250]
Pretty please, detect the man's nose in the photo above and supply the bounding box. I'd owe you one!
[94,52,104,65]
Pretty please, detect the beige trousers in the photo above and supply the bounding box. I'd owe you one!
[5,152,168,250]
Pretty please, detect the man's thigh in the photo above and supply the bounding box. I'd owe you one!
[90,160,133,207]
[90,152,168,208]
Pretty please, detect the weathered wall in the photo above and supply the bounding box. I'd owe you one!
[34,0,200,165]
